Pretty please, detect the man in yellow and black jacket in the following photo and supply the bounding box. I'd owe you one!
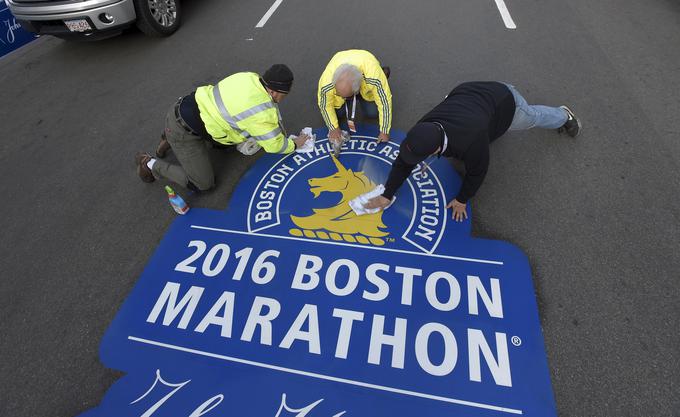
[134,65,309,191]
[318,50,392,143]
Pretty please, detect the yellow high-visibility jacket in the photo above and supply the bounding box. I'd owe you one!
[195,72,294,154]
[318,50,392,134]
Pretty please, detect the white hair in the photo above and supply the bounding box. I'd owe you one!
[332,63,362,93]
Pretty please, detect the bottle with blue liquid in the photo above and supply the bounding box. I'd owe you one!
[165,186,189,215]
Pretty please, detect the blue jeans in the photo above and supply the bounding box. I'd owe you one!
[504,83,567,130]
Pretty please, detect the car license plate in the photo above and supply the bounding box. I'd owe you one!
[64,19,92,32]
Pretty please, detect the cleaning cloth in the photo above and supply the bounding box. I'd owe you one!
[294,127,316,153]
[349,184,396,216]
[332,130,351,155]
[236,137,261,155]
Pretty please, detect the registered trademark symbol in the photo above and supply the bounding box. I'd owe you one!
[511,336,522,346]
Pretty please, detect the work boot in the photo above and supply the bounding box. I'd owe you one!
[557,105,581,137]
[135,152,155,183]
[156,132,171,158]
[382,66,391,79]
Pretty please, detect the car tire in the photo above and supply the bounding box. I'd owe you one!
[133,0,181,37]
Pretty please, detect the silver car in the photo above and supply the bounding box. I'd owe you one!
[7,0,181,40]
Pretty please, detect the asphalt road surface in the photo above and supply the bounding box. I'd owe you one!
[1,0,679,415]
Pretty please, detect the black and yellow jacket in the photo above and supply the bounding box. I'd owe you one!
[317,50,392,134]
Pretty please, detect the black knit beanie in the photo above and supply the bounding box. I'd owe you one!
[262,64,294,93]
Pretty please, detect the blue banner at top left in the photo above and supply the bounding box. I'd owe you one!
[1,1,37,58]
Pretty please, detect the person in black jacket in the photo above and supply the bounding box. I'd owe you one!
[365,81,581,221]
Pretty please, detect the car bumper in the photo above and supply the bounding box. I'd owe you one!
[8,0,136,34]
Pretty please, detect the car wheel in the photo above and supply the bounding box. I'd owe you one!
[133,0,181,37]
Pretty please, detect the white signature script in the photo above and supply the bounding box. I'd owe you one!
[5,18,22,43]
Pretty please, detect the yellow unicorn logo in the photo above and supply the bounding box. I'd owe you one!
[289,155,389,246]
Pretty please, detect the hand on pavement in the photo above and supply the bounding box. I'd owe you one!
[446,198,468,222]
[365,195,391,210]
[377,132,390,143]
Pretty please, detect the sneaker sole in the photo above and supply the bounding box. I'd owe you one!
[137,167,155,182]
[135,153,156,183]
[560,105,582,137]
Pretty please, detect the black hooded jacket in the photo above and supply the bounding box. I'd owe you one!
[383,81,516,203]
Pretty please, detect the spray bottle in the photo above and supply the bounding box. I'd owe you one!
[165,186,190,215]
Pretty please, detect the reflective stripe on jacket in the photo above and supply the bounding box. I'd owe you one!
[195,72,293,154]
[317,50,392,134]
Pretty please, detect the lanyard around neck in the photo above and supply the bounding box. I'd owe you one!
[345,95,357,120]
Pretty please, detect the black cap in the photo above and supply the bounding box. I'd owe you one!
[262,64,294,93]
[398,122,444,165]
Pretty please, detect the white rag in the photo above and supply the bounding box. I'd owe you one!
[331,130,351,155]
[294,127,316,153]
[349,184,396,216]
[236,137,261,155]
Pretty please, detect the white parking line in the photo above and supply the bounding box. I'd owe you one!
[256,0,284,28]
[494,0,517,29]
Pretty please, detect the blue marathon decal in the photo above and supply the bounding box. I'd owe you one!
[1,1,37,58]
[82,124,557,417]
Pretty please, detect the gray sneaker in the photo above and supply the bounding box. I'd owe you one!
[558,105,581,137]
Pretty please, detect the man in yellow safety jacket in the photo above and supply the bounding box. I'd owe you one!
[318,50,392,143]
[135,64,309,191]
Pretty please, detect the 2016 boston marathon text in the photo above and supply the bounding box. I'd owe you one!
[147,240,511,387]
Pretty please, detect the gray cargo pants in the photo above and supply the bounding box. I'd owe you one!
[151,103,215,191]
